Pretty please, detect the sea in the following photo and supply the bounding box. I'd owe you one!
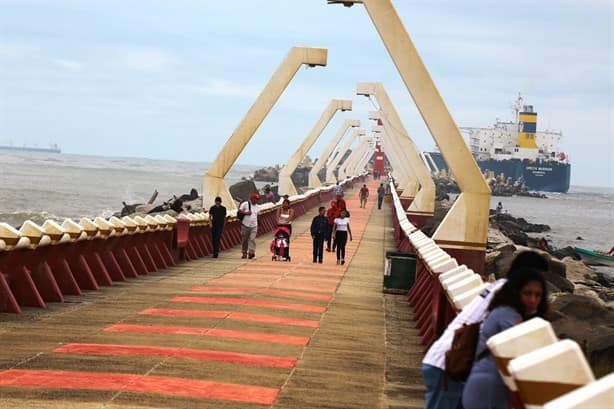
[1,151,613,260]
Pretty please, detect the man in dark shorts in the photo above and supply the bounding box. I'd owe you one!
[208,196,227,258]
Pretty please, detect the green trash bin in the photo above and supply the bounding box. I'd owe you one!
[384,251,416,293]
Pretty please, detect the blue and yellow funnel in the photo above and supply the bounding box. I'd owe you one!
[518,108,538,149]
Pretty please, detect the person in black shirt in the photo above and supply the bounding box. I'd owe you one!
[310,206,328,263]
[208,196,227,258]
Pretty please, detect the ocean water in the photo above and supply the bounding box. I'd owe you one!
[1,151,613,255]
[0,152,260,227]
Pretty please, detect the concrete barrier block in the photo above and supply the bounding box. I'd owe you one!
[447,274,483,299]
[439,265,468,282]
[452,283,488,310]
[487,317,558,391]
[430,257,458,274]
[509,340,595,408]
[442,269,474,290]
[79,218,100,239]
[542,373,614,409]
[62,219,87,241]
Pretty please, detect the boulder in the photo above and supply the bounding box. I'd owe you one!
[551,246,581,260]
[229,179,258,203]
[550,294,612,322]
[562,257,599,283]
[595,271,614,288]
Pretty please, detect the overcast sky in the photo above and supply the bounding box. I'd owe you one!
[1,0,612,187]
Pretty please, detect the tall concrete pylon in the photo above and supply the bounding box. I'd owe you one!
[329,0,491,274]
[339,137,369,180]
[326,128,365,183]
[357,82,435,222]
[308,119,360,187]
[278,99,352,196]
[203,46,327,211]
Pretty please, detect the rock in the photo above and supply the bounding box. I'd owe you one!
[562,257,599,283]
[595,271,614,288]
[576,236,584,240]
[487,227,513,249]
[544,269,574,292]
[550,294,612,322]
[253,166,280,182]
[229,179,258,204]
[573,285,606,306]
[551,246,581,260]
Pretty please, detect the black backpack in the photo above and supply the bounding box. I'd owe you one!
[237,201,250,221]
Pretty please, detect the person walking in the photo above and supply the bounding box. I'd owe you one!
[239,193,260,259]
[208,196,227,258]
[377,183,385,210]
[332,182,343,197]
[462,266,549,409]
[310,206,328,264]
[359,184,369,208]
[326,201,339,252]
[332,209,352,265]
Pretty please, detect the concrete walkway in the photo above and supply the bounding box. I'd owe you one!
[0,180,424,408]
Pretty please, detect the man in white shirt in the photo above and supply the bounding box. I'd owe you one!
[239,193,260,259]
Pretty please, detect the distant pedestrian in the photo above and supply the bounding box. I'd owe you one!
[264,187,276,203]
[310,206,328,264]
[496,202,503,220]
[332,209,352,265]
[332,182,343,197]
[359,184,369,208]
[326,201,339,252]
[335,194,347,213]
[377,183,385,210]
[239,193,260,259]
[208,196,227,258]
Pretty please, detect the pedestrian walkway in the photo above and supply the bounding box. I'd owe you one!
[0,180,424,408]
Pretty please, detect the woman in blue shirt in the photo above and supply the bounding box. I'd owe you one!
[462,267,549,409]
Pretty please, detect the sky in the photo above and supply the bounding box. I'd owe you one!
[0,0,612,187]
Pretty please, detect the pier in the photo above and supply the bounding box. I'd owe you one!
[0,0,610,407]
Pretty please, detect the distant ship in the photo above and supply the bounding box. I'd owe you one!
[0,143,62,154]
[423,95,571,193]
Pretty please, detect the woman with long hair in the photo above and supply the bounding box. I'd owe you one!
[462,267,549,409]
[276,198,294,234]
[332,209,352,265]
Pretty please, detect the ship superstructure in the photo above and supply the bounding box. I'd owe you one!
[425,95,571,192]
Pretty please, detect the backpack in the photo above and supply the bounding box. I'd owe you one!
[237,201,250,221]
[444,321,482,382]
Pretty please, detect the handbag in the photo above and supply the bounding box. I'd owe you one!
[444,321,482,382]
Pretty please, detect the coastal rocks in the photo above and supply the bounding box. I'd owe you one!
[548,294,614,376]
[253,165,280,182]
[490,213,550,246]
[229,179,258,203]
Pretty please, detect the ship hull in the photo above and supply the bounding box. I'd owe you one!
[426,152,571,193]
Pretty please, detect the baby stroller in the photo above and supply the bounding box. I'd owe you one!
[270,225,291,261]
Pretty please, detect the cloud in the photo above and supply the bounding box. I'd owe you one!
[52,58,82,71]
[115,47,177,72]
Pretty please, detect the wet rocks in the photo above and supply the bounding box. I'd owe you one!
[253,165,280,182]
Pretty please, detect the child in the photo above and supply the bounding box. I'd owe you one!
[310,206,329,263]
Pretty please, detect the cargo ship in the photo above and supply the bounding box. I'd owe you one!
[0,143,62,154]
[423,95,571,192]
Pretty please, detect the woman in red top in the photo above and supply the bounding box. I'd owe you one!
[326,201,339,252]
